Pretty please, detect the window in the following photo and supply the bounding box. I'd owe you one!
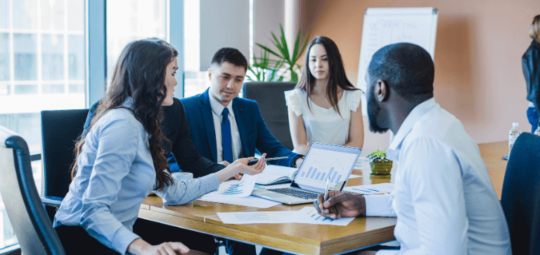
[0,0,182,251]
[0,0,85,250]
[106,0,167,87]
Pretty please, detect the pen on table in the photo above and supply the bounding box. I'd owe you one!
[248,156,289,165]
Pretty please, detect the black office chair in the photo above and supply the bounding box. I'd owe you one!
[0,126,66,255]
[41,109,89,220]
[243,82,296,150]
[501,133,540,255]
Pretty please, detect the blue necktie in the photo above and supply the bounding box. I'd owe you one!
[221,108,233,163]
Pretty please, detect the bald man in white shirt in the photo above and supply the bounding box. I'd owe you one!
[315,43,511,255]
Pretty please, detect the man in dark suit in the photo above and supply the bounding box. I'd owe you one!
[181,48,303,255]
[181,48,304,170]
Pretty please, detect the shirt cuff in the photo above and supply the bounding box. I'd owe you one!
[289,154,304,168]
[376,250,399,255]
[111,226,140,255]
[364,194,395,217]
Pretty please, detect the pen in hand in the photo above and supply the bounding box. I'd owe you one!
[324,175,330,202]
[248,156,289,165]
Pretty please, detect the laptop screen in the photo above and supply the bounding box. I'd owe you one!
[291,143,362,193]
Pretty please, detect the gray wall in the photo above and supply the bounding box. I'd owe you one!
[199,0,250,70]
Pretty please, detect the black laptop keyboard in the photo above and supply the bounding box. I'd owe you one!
[268,188,319,200]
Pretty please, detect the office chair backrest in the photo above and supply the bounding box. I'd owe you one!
[243,82,296,150]
[501,133,540,255]
[41,109,89,198]
[0,126,66,255]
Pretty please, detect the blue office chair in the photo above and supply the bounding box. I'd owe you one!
[501,133,540,255]
[0,126,66,255]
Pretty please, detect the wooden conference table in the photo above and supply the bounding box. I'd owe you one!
[139,141,508,255]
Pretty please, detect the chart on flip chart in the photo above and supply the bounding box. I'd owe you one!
[294,147,359,190]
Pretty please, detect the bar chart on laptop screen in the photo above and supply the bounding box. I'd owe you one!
[295,147,359,189]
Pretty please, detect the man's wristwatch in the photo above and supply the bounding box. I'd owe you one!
[291,155,305,168]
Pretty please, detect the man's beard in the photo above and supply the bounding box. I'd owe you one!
[367,90,388,133]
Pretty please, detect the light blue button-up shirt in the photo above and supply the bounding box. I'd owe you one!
[54,98,220,254]
[365,98,511,255]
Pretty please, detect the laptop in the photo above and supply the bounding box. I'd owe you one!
[252,143,362,205]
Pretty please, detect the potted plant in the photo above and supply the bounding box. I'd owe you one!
[248,24,310,82]
[368,149,393,175]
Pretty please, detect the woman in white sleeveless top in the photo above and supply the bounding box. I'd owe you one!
[285,36,364,154]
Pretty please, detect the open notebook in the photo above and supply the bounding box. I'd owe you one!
[256,165,299,185]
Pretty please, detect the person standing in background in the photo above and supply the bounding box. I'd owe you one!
[286,36,364,155]
[523,15,540,133]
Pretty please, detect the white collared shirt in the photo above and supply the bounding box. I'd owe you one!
[365,98,511,255]
[208,94,242,163]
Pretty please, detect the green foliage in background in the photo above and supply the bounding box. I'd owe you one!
[247,50,284,82]
[249,24,310,82]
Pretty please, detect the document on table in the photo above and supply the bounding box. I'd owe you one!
[217,211,298,224]
[198,195,280,209]
[294,207,355,226]
[343,183,394,195]
[211,174,257,198]
[199,175,281,208]
[217,206,355,226]
[348,174,362,179]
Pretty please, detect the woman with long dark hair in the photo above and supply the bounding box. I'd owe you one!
[286,36,364,154]
[53,38,266,255]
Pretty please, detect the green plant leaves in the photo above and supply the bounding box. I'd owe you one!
[368,149,387,159]
[249,23,310,82]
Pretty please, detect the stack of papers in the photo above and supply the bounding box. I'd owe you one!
[255,165,298,185]
[217,206,355,226]
[343,183,394,195]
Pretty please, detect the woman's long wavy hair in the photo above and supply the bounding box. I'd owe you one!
[296,36,357,116]
[72,38,177,191]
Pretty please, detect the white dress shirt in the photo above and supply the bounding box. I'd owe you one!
[365,98,511,255]
[209,94,242,163]
[284,89,362,147]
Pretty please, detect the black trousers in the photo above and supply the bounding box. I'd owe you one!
[55,218,217,255]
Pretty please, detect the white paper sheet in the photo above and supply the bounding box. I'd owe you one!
[343,183,394,195]
[294,207,355,226]
[348,174,362,179]
[217,207,355,226]
[207,174,257,198]
[217,211,298,224]
[198,195,280,209]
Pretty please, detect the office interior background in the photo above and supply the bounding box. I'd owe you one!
[0,0,539,253]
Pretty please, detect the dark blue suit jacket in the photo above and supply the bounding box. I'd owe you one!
[181,89,300,167]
